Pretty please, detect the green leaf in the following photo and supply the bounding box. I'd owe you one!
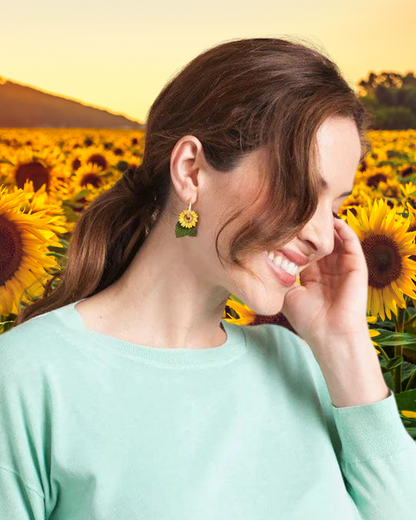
[371,328,416,349]
[228,294,245,305]
[385,355,404,370]
[0,320,15,333]
[45,252,67,258]
[74,189,92,200]
[394,388,416,426]
[175,222,197,238]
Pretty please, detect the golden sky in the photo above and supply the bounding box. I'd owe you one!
[2,0,415,124]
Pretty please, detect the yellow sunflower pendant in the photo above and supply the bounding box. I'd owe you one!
[175,209,199,237]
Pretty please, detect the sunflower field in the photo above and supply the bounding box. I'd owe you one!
[1,127,416,439]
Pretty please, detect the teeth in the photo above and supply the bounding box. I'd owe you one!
[266,251,300,276]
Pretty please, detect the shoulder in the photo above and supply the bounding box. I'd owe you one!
[0,308,74,383]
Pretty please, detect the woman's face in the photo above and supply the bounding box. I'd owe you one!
[211,115,363,317]
[165,115,362,318]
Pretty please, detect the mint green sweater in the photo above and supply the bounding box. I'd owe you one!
[0,298,415,519]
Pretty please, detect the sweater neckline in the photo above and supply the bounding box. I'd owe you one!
[55,298,248,368]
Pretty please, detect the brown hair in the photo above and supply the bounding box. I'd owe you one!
[13,36,372,326]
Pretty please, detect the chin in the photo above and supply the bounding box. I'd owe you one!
[244,290,285,318]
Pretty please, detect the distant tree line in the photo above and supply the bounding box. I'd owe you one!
[357,71,416,130]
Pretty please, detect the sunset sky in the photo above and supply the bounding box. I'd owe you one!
[2,0,415,124]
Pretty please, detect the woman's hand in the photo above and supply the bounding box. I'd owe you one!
[280,216,370,349]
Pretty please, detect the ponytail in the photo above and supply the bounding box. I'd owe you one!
[14,162,168,325]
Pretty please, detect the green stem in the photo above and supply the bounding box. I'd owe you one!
[403,312,416,329]
[392,307,405,394]
[405,367,416,391]
[375,343,390,363]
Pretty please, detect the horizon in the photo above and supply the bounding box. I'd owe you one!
[1,0,415,123]
[0,76,145,126]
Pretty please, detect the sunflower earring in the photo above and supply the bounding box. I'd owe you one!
[175,199,199,238]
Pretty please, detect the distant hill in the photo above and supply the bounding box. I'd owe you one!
[0,78,145,129]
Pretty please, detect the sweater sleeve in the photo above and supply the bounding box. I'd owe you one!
[0,330,47,519]
[306,343,416,520]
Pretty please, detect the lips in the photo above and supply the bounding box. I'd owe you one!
[277,247,309,267]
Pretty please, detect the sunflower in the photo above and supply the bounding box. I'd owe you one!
[178,209,198,229]
[222,298,257,326]
[75,144,115,173]
[9,178,68,237]
[399,181,416,204]
[344,198,416,321]
[365,315,382,354]
[0,185,63,317]
[361,164,396,191]
[400,164,416,178]
[1,144,66,193]
[73,162,107,191]
[376,174,406,204]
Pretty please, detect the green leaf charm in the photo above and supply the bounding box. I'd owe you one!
[175,222,197,237]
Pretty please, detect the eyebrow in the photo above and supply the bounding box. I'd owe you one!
[319,177,353,199]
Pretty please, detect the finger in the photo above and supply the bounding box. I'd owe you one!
[332,225,344,254]
[333,217,363,256]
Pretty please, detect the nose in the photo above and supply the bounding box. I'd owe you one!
[298,210,336,259]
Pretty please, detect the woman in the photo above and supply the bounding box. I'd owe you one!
[1,37,415,520]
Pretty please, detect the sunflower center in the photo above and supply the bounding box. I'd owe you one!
[0,214,22,286]
[402,165,416,177]
[15,161,49,191]
[72,158,81,171]
[81,173,102,188]
[364,235,403,288]
[367,172,387,188]
[87,153,107,170]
